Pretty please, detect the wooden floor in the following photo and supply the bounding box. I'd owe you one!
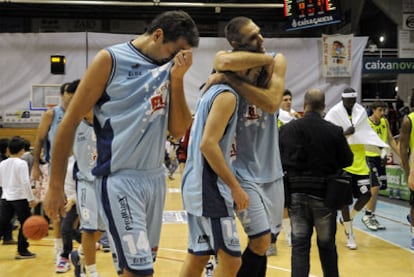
[1,173,414,277]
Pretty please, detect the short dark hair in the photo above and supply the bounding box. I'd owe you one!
[371,100,387,110]
[0,138,10,156]
[8,136,25,155]
[66,79,80,94]
[146,10,199,47]
[60,82,69,95]
[283,89,292,97]
[224,16,251,45]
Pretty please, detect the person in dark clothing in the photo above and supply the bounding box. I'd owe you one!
[279,89,353,277]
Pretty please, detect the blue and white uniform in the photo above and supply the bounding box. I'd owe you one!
[45,106,65,163]
[233,53,284,238]
[73,119,105,232]
[182,83,241,256]
[93,41,173,276]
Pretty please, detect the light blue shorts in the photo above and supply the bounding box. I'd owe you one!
[236,178,284,238]
[96,168,166,276]
[187,213,241,257]
[76,179,106,232]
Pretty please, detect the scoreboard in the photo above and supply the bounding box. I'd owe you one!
[284,0,341,31]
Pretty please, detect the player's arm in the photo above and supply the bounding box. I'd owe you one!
[399,116,411,178]
[408,152,414,191]
[385,118,399,156]
[168,50,194,139]
[200,92,249,211]
[44,49,111,219]
[211,53,286,114]
[32,109,53,181]
[214,50,274,72]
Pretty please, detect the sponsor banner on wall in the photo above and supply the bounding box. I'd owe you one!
[362,57,414,74]
[322,34,353,77]
[2,110,43,127]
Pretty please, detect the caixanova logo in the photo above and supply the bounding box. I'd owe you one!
[363,57,414,73]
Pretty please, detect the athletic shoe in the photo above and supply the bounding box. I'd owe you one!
[266,243,277,256]
[70,250,86,277]
[204,260,214,277]
[15,251,36,259]
[361,215,378,231]
[346,232,357,250]
[371,216,386,230]
[56,257,70,273]
[411,238,414,250]
[2,239,18,245]
[101,244,111,253]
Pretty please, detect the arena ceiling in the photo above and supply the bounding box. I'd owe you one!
[0,0,399,48]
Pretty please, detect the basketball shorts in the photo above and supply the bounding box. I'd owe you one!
[366,156,387,190]
[236,178,284,238]
[76,179,106,232]
[96,168,166,276]
[187,213,241,257]
[343,171,371,199]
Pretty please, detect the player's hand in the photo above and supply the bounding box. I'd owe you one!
[408,171,414,191]
[64,198,76,212]
[43,187,67,219]
[344,125,355,136]
[171,50,193,77]
[31,166,43,182]
[232,186,250,212]
[203,72,227,93]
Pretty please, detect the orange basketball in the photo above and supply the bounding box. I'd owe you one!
[22,215,49,240]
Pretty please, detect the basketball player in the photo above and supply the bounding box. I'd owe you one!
[206,16,286,277]
[179,65,266,277]
[70,110,106,277]
[43,11,199,277]
[32,79,79,264]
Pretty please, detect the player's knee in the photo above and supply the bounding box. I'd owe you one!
[248,234,271,255]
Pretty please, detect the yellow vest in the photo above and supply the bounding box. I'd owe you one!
[365,117,387,157]
[408,112,414,153]
[345,144,370,175]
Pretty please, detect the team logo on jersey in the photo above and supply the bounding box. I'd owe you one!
[197,234,209,244]
[150,81,169,114]
[118,196,133,231]
[244,105,261,120]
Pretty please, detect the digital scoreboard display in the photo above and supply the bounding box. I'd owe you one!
[284,0,341,31]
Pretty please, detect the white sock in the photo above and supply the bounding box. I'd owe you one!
[86,264,97,275]
[282,218,291,235]
[343,220,353,235]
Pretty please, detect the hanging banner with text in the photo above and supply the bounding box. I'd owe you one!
[322,34,353,77]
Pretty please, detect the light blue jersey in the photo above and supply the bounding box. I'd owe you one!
[45,105,65,163]
[73,120,96,182]
[182,84,238,217]
[93,41,173,176]
[233,86,283,183]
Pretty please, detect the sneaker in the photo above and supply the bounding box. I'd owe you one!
[70,250,86,277]
[56,257,70,273]
[15,251,36,259]
[346,233,357,250]
[411,238,414,250]
[204,260,214,277]
[2,239,18,245]
[371,216,386,230]
[266,243,277,256]
[361,215,378,231]
[101,244,111,253]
